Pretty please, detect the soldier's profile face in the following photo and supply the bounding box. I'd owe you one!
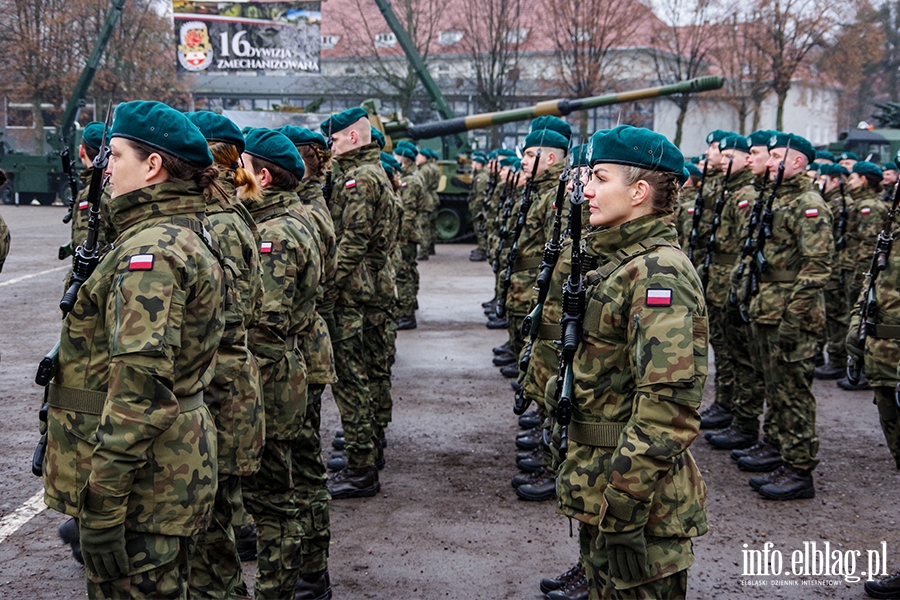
[706,142,722,166]
[585,163,640,228]
[106,138,151,199]
[847,172,864,190]
[748,147,769,177]
[884,170,898,185]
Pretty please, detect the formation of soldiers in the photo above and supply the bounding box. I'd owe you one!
[27,104,441,600]
[473,123,900,599]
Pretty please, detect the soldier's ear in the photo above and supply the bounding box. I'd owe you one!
[146,153,164,181]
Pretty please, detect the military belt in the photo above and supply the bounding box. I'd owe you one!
[711,252,739,266]
[512,256,542,273]
[759,269,799,283]
[537,323,561,341]
[865,323,900,339]
[567,420,627,448]
[48,383,205,415]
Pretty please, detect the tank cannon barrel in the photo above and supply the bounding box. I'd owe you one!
[385,76,724,141]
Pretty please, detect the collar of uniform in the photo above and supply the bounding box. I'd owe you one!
[777,172,814,196]
[851,186,882,204]
[401,163,417,176]
[584,212,676,262]
[533,161,564,187]
[726,168,755,191]
[78,167,93,185]
[334,142,381,171]
[296,178,324,205]
[108,180,207,234]
[247,187,298,217]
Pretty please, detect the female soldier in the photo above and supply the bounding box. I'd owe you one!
[43,101,224,599]
[554,125,708,599]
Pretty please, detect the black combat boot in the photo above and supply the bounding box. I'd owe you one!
[469,248,488,262]
[512,467,547,488]
[541,563,583,594]
[327,451,346,472]
[705,425,757,450]
[483,297,497,309]
[515,427,541,451]
[518,410,541,429]
[493,352,517,366]
[493,340,511,355]
[235,524,258,561]
[327,466,380,499]
[749,465,788,491]
[546,566,588,600]
[486,316,508,329]
[814,362,844,380]
[58,517,83,565]
[699,403,732,430]
[838,373,871,391]
[516,472,556,501]
[295,569,332,600]
[331,436,345,451]
[737,445,783,472]
[516,447,544,473]
[865,571,900,599]
[375,444,386,471]
[731,440,769,462]
[758,465,815,500]
[396,315,417,330]
[500,364,519,378]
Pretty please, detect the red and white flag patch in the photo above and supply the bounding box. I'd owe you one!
[805,208,819,218]
[401,182,408,188]
[861,207,871,215]
[738,200,749,209]
[78,200,89,210]
[687,207,695,215]
[646,288,673,306]
[128,254,154,271]
[260,242,273,254]
[345,179,357,189]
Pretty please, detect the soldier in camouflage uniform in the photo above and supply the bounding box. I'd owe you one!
[321,107,394,497]
[394,144,428,330]
[42,101,224,599]
[0,169,8,273]
[241,129,318,599]
[739,133,833,500]
[417,148,441,259]
[468,151,490,261]
[552,125,708,600]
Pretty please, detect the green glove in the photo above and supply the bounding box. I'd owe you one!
[602,529,650,584]
[80,523,128,581]
[846,326,864,362]
[777,323,800,354]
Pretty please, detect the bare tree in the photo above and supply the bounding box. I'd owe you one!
[876,0,900,102]
[713,16,772,133]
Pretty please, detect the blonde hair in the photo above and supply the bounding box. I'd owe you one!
[209,141,261,200]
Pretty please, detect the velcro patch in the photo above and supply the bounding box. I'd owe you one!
[861,207,871,215]
[738,200,749,209]
[128,254,154,271]
[345,179,357,189]
[260,242,273,254]
[78,200,89,210]
[805,208,819,218]
[646,288,673,306]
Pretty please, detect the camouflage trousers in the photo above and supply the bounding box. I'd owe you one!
[751,323,819,471]
[469,197,487,254]
[395,243,420,319]
[332,307,375,469]
[824,279,849,366]
[721,307,767,434]
[578,523,690,600]
[508,312,527,359]
[291,384,331,576]
[242,439,303,600]
[188,474,247,599]
[365,309,394,442]
[873,386,900,470]
[86,533,192,600]
[522,337,557,469]
[708,304,737,412]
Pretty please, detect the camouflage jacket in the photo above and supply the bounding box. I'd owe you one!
[822,185,854,276]
[70,167,116,252]
[556,214,708,558]
[418,160,441,211]
[747,174,833,330]
[705,168,756,307]
[0,209,8,273]
[247,187,320,439]
[468,168,489,215]
[847,187,888,285]
[400,164,428,245]
[44,181,224,537]
[205,173,265,475]
[675,168,722,271]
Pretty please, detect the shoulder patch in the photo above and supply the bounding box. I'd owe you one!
[687,207,695,215]
[401,182,408,187]
[128,254,154,271]
[805,208,819,218]
[78,200,89,210]
[861,207,871,215]
[646,288,673,306]
[737,199,749,209]
[345,179,357,189]
[260,241,273,254]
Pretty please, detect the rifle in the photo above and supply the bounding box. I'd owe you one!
[493,170,519,275]
[33,103,112,477]
[686,159,709,262]
[849,180,900,384]
[552,164,586,461]
[479,160,500,241]
[60,136,79,225]
[729,170,768,319]
[701,154,734,291]
[496,149,542,319]
[515,164,570,414]
[741,141,790,316]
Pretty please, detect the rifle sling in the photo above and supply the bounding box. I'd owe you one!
[537,323,560,341]
[866,323,900,339]
[590,237,673,282]
[759,269,799,283]
[568,419,627,448]
[48,382,205,415]
[512,256,543,273]
[711,252,739,266]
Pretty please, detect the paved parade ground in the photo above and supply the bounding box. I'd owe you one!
[1,205,899,599]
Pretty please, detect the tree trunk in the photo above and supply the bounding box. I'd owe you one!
[673,100,688,149]
[775,87,789,132]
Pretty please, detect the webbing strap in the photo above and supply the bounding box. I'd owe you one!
[512,256,543,273]
[867,323,900,339]
[48,383,205,414]
[568,420,627,448]
[537,323,560,341]
[711,252,739,266]
[594,237,673,280]
[759,269,799,283]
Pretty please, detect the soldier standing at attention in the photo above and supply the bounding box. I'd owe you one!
[416,147,441,259]
[742,133,833,500]
[241,129,318,599]
[184,111,265,599]
[42,100,224,599]
[321,107,393,498]
[838,151,859,172]
[554,125,708,599]
[469,151,490,262]
[394,143,428,330]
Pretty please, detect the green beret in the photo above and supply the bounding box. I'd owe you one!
[185,111,245,153]
[820,163,849,177]
[394,144,417,160]
[767,132,816,164]
[807,163,820,172]
[883,162,899,172]
[472,151,488,164]
[816,150,835,162]
[421,148,439,160]
[243,128,305,180]
[853,161,883,179]
[370,127,386,149]
[570,144,590,168]
[524,129,569,151]
[277,125,327,149]
[690,155,701,165]
[381,152,401,172]
[396,140,418,154]
[529,116,572,140]
[496,148,516,158]
[499,156,519,169]
[111,100,213,168]
[838,151,859,162]
[747,130,774,148]
[488,150,499,160]
[588,125,687,184]
[705,129,734,145]
[80,121,105,150]
[684,162,702,179]
[719,134,750,153]
[320,107,369,135]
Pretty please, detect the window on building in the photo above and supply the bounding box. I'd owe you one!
[439,30,464,45]
[375,32,397,48]
[437,64,450,75]
[504,28,530,44]
[321,35,340,49]
[345,66,357,74]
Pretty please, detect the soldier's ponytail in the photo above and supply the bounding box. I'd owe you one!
[208,141,261,201]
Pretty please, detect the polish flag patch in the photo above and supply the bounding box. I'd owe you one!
[805,208,819,218]
[128,254,154,271]
[345,179,357,189]
[861,207,871,215]
[401,182,408,188]
[78,200,89,210]
[646,288,673,306]
[687,207,695,215]
[260,242,273,254]
[738,200,749,209]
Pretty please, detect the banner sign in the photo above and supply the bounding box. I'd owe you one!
[173,1,321,73]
